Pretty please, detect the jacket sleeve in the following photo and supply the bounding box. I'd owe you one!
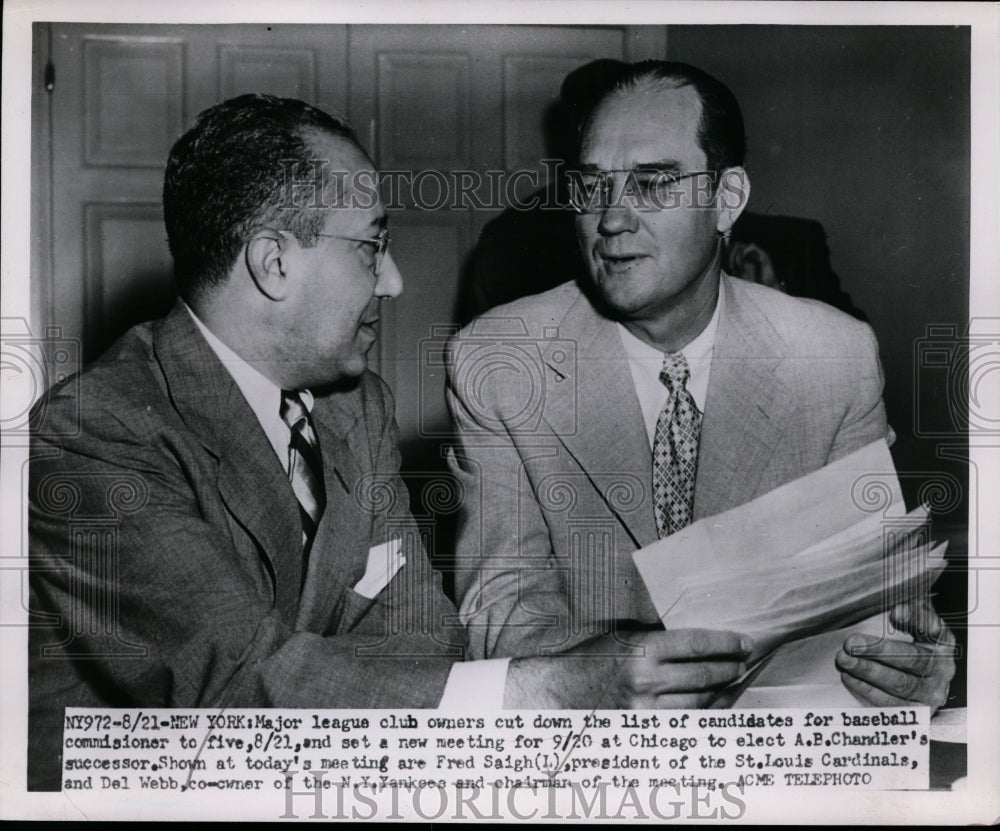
[827,322,893,461]
[445,337,579,660]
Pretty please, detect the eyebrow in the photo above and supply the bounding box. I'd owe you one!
[575,159,683,173]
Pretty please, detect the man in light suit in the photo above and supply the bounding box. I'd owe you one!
[29,93,753,791]
[447,62,954,710]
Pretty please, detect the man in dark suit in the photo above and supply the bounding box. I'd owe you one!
[27,95,457,790]
[28,94,750,791]
[724,211,867,321]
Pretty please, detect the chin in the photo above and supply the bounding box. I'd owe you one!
[308,354,368,390]
[594,273,657,316]
[340,356,369,379]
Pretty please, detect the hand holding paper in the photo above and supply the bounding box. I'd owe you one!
[631,440,954,708]
[836,600,956,712]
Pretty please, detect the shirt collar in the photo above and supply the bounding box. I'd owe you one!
[616,285,723,368]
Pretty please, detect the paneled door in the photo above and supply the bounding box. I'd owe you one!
[34,23,349,363]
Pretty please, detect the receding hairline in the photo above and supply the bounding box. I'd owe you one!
[297,126,382,207]
[590,74,703,128]
[581,79,707,163]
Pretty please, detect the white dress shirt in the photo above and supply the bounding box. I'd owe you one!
[184,303,507,708]
[616,287,723,448]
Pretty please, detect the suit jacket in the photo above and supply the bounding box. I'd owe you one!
[28,303,465,790]
[446,274,890,660]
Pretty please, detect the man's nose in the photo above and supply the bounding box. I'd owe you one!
[375,250,403,298]
[597,200,640,235]
[596,178,640,235]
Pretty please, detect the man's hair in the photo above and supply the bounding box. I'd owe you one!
[163,93,364,299]
[586,60,746,173]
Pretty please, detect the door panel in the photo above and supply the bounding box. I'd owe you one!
[82,203,173,359]
[376,52,472,169]
[218,44,319,101]
[82,37,185,168]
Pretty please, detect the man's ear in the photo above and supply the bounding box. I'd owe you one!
[245,229,293,300]
[714,166,751,236]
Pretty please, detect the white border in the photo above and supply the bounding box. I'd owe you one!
[2,0,998,823]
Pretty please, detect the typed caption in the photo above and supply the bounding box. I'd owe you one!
[62,707,929,809]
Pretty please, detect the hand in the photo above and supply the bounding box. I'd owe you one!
[504,628,752,709]
[835,602,956,713]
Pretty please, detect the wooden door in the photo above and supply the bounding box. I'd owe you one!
[36,22,349,363]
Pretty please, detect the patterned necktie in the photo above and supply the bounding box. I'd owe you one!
[280,390,326,551]
[652,352,702,538]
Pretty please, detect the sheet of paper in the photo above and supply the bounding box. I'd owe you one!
[730,614,893,708]
[631,440,946,661]
[633,439,903,615]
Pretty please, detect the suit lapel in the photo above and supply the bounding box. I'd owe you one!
[295,388,368,632]
[694,275,798,518]
[152,303,302,617]
[540,293,658,549]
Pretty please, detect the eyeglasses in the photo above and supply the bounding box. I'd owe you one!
[566,168,718,214]
[309,229,391,273]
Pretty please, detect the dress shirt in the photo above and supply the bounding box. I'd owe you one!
[184,303,507,708]
[616,286,723,448]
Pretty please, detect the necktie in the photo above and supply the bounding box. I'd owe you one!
[652,353,702,538]
[280,390,326,552]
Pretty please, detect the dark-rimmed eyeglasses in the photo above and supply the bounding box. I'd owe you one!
[566,168,718,214]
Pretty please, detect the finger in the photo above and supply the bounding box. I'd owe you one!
[836,646,953,707]
[841,635,946,675]
[650,629,753,662]
[837,654,922,702]
[842,664,949,712]
[896,602,957,647]
[839,672,913,708]
[634,660,746,695]
[652,690,718,709]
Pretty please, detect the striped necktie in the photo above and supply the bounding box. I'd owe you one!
[280,390,326,552]
[652,352,702,538]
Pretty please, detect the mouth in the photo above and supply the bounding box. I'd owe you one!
[597,251,646,273]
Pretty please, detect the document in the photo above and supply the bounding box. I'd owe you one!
[632,441,948,663]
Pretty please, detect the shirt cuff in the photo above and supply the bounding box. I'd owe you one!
[437,659,511,709]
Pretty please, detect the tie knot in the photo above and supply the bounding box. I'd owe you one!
[280,390,309,431]
[659,352,690,392]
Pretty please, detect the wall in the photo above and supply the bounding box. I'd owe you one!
[667,26,971,525]
[667,28,970,700]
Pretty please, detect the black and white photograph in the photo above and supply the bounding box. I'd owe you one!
[2,0,997,822]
